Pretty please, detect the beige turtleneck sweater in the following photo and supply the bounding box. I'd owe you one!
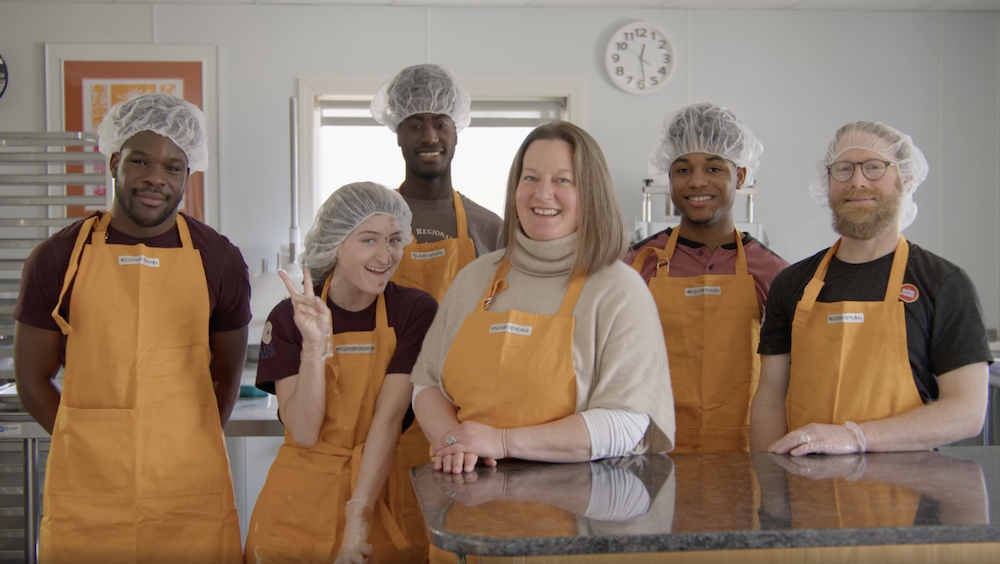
[410,230,675,454]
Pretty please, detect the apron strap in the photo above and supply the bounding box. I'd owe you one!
[479,259,512,311]
[630,246,667,274]
[175,214,194,249]
[734,229,749,276]
[557,274,587,317]
[375,293,388,329]
[792,239,839,330]
[51,215,106,335]
[453,190,468,237]
[883,236,909,303]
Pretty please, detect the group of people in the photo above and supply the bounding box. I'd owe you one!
[10,60,992,564]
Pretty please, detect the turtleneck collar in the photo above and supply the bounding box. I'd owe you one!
[510,228,577,277]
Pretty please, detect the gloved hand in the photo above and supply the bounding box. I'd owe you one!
[333,500,373,564]
[768,422,867,457]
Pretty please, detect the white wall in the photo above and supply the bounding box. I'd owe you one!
[1,3,997,330]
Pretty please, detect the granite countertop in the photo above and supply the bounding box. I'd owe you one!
[411,447,1000,556]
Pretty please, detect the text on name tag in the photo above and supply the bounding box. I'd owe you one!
[828,313,864,324]
[118,255,160,267]
[411,249,446,260]
[335,344,375,354]
[490,323,532,336]
[685,286,721,297]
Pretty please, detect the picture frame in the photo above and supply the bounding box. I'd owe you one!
[44,43,219,227]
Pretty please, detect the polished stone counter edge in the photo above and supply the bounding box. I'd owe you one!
[428,525,1000,556]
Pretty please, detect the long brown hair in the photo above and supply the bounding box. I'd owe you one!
[501,121,628,278]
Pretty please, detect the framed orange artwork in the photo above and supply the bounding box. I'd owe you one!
[44,44,219,227]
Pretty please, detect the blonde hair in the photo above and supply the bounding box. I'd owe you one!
[501,121,628,277]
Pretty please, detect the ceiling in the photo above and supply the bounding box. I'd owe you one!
[2,0,999,10]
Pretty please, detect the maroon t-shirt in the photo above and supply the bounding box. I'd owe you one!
[14,212,251,364]
[255,281,437,395]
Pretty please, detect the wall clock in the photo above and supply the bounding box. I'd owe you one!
[604,21,674,95]
[0,51,7,100]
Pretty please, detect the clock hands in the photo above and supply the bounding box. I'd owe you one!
[637,44,648,82]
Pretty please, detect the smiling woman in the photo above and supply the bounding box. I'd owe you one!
[246,182,439,564]
[411,121,675,486]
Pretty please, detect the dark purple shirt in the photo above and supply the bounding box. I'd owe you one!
[255,281,437,395]
[14,212,251,364]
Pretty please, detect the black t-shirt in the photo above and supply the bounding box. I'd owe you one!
[758,242,992,402]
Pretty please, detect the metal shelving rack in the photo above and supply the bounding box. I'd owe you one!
[0,132,107,563]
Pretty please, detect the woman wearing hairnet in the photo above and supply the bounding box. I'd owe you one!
[410,122,674,532]
[244,183,437,564]
[627,103,788,454]
[752,121,992,456]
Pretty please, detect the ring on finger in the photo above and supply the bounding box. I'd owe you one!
[445,436,457,446]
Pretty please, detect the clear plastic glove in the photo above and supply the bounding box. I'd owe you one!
[771,453,868,481]
[768,422,867,457]
[333,501,373,564]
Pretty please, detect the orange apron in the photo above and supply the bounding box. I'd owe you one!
[41,213,241,564]
[391,190,478,304]
[391,189,478,561]
[786,236,923,431]
[431,259,584,563]
[244,277,414,564]
[788,474,922,530]
[632,228,760,453]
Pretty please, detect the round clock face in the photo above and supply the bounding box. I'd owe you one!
[604,22,674,95]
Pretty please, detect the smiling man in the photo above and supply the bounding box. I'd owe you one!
[370,64,502,303]
[627,103,787,454]
[13,92,247,563]
[750,121,992,456]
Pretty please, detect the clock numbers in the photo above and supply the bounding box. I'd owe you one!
[605,21,674,95]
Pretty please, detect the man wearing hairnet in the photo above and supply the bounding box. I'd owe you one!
[13,92,247,562]
[626,103,788,454]
[751,121,991,456]
[370,64,502,561]
[371,64,503,303]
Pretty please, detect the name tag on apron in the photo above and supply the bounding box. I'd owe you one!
[411,249,446,260]
[828,313,864,324]
[118,255,160,267]
[335,344,375,354]
[490,323,532,336]
[684,286,721,297]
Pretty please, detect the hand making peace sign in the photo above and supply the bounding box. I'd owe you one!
[278,268,333,350]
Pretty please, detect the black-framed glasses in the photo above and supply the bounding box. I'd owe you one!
[827,159,896,182]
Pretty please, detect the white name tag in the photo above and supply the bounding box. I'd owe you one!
[335,344,375,354]
[411,249,446,260]
[685,286,721,297]
[0,424,22,437]
[118,255,160,267]
[828,313,865,324]
[490,323,532,336]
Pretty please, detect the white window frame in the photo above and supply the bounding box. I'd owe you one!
[295,76,585,241]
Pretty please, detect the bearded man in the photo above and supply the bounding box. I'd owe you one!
[749,121,991,456]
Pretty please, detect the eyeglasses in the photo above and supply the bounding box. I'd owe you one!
[827,160,896,182]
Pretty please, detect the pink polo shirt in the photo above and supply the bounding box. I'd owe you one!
[625,227,789,315]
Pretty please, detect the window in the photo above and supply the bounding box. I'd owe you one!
[318,99,564,218]
[295,77,585,239]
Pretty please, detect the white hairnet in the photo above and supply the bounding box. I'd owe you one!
[371,64,472,133]
[97,92,209,172]
[809,121,929,231]
[301,182,413,284]
[648,102,764,188]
